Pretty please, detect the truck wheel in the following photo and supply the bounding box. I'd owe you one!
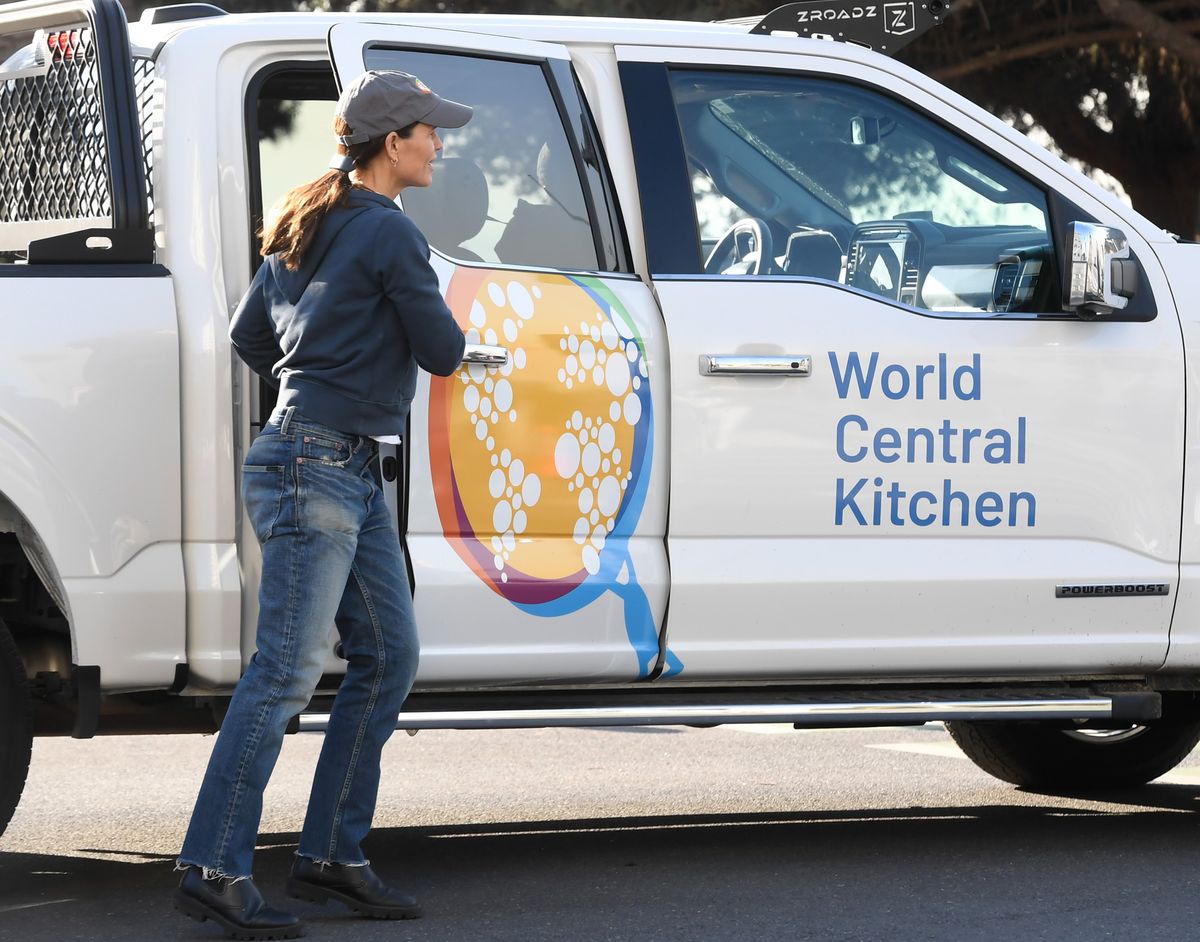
[945,718,1200,790]
[0,619,32,837]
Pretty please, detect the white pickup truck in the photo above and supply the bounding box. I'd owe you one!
[3,0,1199,837]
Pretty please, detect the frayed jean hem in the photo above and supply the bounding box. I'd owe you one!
[174,858,251,883]
[294,852,370,869]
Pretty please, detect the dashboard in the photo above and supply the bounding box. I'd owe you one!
[807,219,1053,315]
[705,215,1057,316]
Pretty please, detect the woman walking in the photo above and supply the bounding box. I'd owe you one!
[174,70,471,940]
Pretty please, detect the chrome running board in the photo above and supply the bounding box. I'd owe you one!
[297,696,1138,733]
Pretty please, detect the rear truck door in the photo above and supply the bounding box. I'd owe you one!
[327,23,671,684]
[616,43,1183,680]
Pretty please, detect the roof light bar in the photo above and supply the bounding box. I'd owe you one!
[750,1,951,56]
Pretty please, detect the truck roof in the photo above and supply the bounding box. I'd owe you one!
[125,8,873,60]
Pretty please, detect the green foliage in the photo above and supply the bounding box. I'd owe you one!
[905,1,1200,237]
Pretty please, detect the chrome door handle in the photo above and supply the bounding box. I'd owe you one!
[462,343,510,367]
[700,355,811,376]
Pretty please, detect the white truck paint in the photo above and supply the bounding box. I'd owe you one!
[1,0,1198,835]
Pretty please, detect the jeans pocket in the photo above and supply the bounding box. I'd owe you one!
[242,465,287,542]
[301,434,352,467]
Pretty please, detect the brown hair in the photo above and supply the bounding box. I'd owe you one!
[260,116,415,270]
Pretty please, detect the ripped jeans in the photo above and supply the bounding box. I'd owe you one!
[178,407,419,879]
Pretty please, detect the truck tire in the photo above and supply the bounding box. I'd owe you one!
[0,619,32,837]
[945,718,1200,790]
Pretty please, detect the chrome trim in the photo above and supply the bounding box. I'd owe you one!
[461,343,509,367]
[1066,221,1131,313]
[298,698,1115,732]
[700,354,811,377]
[1062,726,1146,744]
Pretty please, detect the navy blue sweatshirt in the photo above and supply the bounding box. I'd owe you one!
[229,188,466,437]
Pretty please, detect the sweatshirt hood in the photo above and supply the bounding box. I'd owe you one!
[270,189,397,304]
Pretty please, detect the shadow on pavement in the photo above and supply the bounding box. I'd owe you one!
[4,789,1200,941]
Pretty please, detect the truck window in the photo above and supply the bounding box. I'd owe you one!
[668,69,1058,316]
[363,48,601,272]
[251,67,339,244]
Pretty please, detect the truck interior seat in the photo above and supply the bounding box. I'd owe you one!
[400,156,489,263]
[494,141,596,271]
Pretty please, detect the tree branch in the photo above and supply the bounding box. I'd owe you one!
[1096,0,1200,71]
[931,21,1200,80]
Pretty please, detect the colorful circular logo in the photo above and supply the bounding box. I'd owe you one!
[430,269,653,610]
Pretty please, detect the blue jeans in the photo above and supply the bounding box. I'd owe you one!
[179,407,419,878]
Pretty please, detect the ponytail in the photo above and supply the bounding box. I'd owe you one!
[260,169,353,271]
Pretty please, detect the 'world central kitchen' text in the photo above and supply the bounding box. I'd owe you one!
[829,352,1036,528]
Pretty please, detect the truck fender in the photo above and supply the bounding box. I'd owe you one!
[0,491,72,635]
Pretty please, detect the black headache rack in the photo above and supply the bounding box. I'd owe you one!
[748,1,951,56]
[0,0,152,264]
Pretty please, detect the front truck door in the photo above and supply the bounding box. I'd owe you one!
[327,24,670,684]
[617,46,1183,680]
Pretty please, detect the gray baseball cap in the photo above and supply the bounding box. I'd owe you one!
[335,70,473,145]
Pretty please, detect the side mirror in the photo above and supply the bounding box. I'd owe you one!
[1064,221,1138,316]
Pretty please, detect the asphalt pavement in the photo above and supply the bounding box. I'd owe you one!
[2,723,1200,941]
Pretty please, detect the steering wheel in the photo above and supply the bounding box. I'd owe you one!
[704,218,775,275]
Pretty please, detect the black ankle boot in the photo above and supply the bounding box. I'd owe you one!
[287,857,422,920]
[174,866,304,940]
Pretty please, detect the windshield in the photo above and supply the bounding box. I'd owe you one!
[675,71,1046,229]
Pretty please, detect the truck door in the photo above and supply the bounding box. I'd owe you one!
[325,24,670,683]
[616,44,1183,679]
